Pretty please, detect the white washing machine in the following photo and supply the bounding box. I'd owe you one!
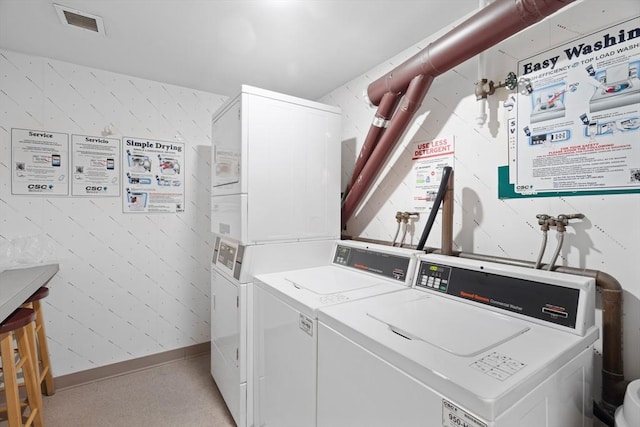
[210,235,334,427]
[253,240,422,427]
[317,254,598,427]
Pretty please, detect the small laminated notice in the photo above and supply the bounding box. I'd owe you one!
[442,399,487,427]
[299,314,313,336]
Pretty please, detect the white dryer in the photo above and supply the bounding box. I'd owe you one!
[210,85,341,245]
[317,254,598,427]
[253,240,422,427]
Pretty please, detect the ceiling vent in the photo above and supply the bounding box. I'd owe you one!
[54,4,105,35]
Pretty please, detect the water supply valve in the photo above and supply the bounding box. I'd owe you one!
[504,72,518,90]
[555,213,585,232]
[536,213,551,231]
[475,72,518,100]
[392,212,420,247]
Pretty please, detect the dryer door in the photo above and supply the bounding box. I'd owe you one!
[212,270,240,368]
[211,269,242,425]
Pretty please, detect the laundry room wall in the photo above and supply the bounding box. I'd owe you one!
[0,49,226,376]
[321,0,640,383]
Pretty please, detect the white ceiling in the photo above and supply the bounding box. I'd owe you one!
[0,0,482,100]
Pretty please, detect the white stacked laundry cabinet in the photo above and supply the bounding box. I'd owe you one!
[209,85,341,427]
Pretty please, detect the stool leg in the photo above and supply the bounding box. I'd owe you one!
[32,300,55,395]
[15,323,44,427]
[1,331,23,426]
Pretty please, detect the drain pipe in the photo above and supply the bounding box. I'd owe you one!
[342,92,402,204]
[342,74,434,225]
[476,0,490,126]
[441,169,455,255]
[591,271,626,412]
[341,0,577,227]
[416,166,453,251]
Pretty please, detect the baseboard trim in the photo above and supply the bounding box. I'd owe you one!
[54,342,211,391]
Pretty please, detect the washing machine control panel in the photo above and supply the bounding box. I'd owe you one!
[416,262,452,292]
[332,244,413,283]
[415,257,592,331]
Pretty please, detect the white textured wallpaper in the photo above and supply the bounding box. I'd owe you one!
[0,49,225,376]
[1,0,639,389]
[321,0,640,381]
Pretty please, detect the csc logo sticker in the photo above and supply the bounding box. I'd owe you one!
[27,184,52,190]
[85,186,107,193]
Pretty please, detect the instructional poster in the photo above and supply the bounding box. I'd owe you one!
[514,16,640,195]
[71,134,121,196]
[122,136,185,213]
[11,128,69,196]
[411,135,455,211]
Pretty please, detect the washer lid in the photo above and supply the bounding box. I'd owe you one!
[283,267,388,295]
[367,295,530,357]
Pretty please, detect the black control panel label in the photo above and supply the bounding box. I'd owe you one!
[416,261,580,329]
[333,245,410,282]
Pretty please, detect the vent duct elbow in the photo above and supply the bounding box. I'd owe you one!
[343,0,576,228]
[366,0,576,106]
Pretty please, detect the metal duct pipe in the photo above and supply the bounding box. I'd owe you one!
[342,0,576,227]
[367,0,577,105]
[343,92,401,202]
[342,74,434,225]
[592,271,626,410]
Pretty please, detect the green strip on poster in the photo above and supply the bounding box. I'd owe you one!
[498,166,640,199]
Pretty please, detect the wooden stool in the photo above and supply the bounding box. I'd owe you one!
[22,287,55,396]
[0,308,44,427]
